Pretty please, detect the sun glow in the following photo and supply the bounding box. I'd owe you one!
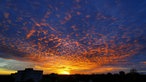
[0,68,16,75]
[59,71,70,75]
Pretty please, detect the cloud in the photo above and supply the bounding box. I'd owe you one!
[142,62,146,64]
[0,44,29,61]
[0,58,34,71]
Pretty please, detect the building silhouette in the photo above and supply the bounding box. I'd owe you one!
[11,68,43,82]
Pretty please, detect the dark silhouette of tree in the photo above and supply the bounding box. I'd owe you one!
[119,71,125,76]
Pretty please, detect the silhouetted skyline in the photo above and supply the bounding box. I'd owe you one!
[1,68,146,82]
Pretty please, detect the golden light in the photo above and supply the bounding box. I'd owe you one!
[59,70,70,75]
[0,68,16,75]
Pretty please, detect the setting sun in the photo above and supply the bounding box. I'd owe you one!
[59,71,70,75]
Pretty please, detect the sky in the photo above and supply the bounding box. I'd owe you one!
[0,0,146,75]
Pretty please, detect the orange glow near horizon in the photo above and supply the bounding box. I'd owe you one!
[59,70,70,75]
[0,68,16,75]
[31,54,130,74]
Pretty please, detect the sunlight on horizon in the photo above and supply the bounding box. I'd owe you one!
[0,68,16,75]
[59,70,70,75]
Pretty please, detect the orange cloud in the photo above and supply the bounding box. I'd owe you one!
[4,12,10,19]
[26,29,36,39]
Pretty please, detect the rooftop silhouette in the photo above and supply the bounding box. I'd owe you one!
[0,68,146,82]
[11,68,43,82]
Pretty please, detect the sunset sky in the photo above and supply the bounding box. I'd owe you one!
[0,0,146,75]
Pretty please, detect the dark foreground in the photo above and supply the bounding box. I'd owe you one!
[1,72,146,82]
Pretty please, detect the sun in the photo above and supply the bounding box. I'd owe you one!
[59,71,70,75]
